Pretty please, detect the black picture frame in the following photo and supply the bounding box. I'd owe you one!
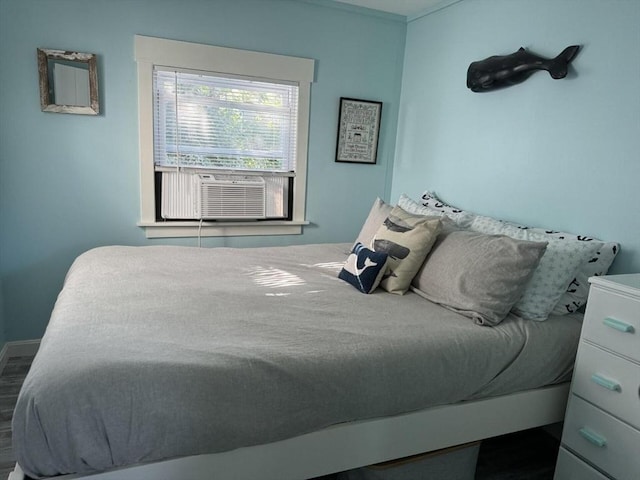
[335,97,382,164]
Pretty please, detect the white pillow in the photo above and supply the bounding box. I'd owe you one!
[470,215,601,321]
[531,228,620,315]
[398,193,475,227]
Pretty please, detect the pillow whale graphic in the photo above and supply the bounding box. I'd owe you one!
[339,243,389,294]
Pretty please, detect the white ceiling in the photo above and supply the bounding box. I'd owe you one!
[333,0,459,17]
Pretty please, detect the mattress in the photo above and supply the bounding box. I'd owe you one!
[12,243,583,478]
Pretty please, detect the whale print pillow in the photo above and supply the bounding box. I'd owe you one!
[531,230,620,315]
[418,191,476,227]
[339,243,389,294]
[372,205,442,295]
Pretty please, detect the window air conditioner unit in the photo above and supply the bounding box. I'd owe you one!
[161,172,267,220]
[198,174,266,219]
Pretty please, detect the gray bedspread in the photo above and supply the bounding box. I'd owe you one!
[12,243,582,478]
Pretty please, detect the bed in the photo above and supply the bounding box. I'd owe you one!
[10,193,619,480]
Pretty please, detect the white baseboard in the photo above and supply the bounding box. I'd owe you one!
[0,339,41,373]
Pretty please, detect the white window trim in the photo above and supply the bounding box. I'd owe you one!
[134,35,314,238]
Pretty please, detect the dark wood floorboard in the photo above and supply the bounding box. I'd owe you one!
[1,354,560,480]
[1,355,35,480]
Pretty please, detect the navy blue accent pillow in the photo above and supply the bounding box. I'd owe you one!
[338,242,389,294]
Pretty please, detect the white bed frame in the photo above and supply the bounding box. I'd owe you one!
[9,382,569,480]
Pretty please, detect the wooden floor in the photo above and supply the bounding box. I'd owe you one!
[1,354,35,480]
[0,353,560,480]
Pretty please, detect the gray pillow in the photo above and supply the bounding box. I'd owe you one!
[412,230,548,326]
[354,198,393,248]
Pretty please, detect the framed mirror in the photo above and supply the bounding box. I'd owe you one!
[37,48,99,115]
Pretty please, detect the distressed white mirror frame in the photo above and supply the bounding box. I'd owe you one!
[37,48,99,115]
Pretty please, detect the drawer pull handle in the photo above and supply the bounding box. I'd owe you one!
[591,374,621,392]
[579,428,607,448]
[603,317,635,333]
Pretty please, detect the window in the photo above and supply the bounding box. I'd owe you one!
[134,35,314,238]
[154,69,298,172]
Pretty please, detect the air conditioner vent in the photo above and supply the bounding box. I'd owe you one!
[161,171,199,219]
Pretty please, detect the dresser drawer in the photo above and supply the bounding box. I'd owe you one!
[563,396,640,480]
[572,342,640,430]
[581,286,640,363]
[554,447,610,480]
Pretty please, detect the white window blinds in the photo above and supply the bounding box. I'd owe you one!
[153,67,299,173]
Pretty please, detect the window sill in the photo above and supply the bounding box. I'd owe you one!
[138,220,308,239]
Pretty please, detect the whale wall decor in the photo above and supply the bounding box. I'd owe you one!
[467,45,580,92]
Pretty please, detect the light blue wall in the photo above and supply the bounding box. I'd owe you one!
[0,0,406,342]
[4,0,637,347]
[392,0,640,275]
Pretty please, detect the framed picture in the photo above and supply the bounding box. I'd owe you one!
[335,97,382,164]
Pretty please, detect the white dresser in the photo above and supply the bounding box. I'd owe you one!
[555,274,640,480]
